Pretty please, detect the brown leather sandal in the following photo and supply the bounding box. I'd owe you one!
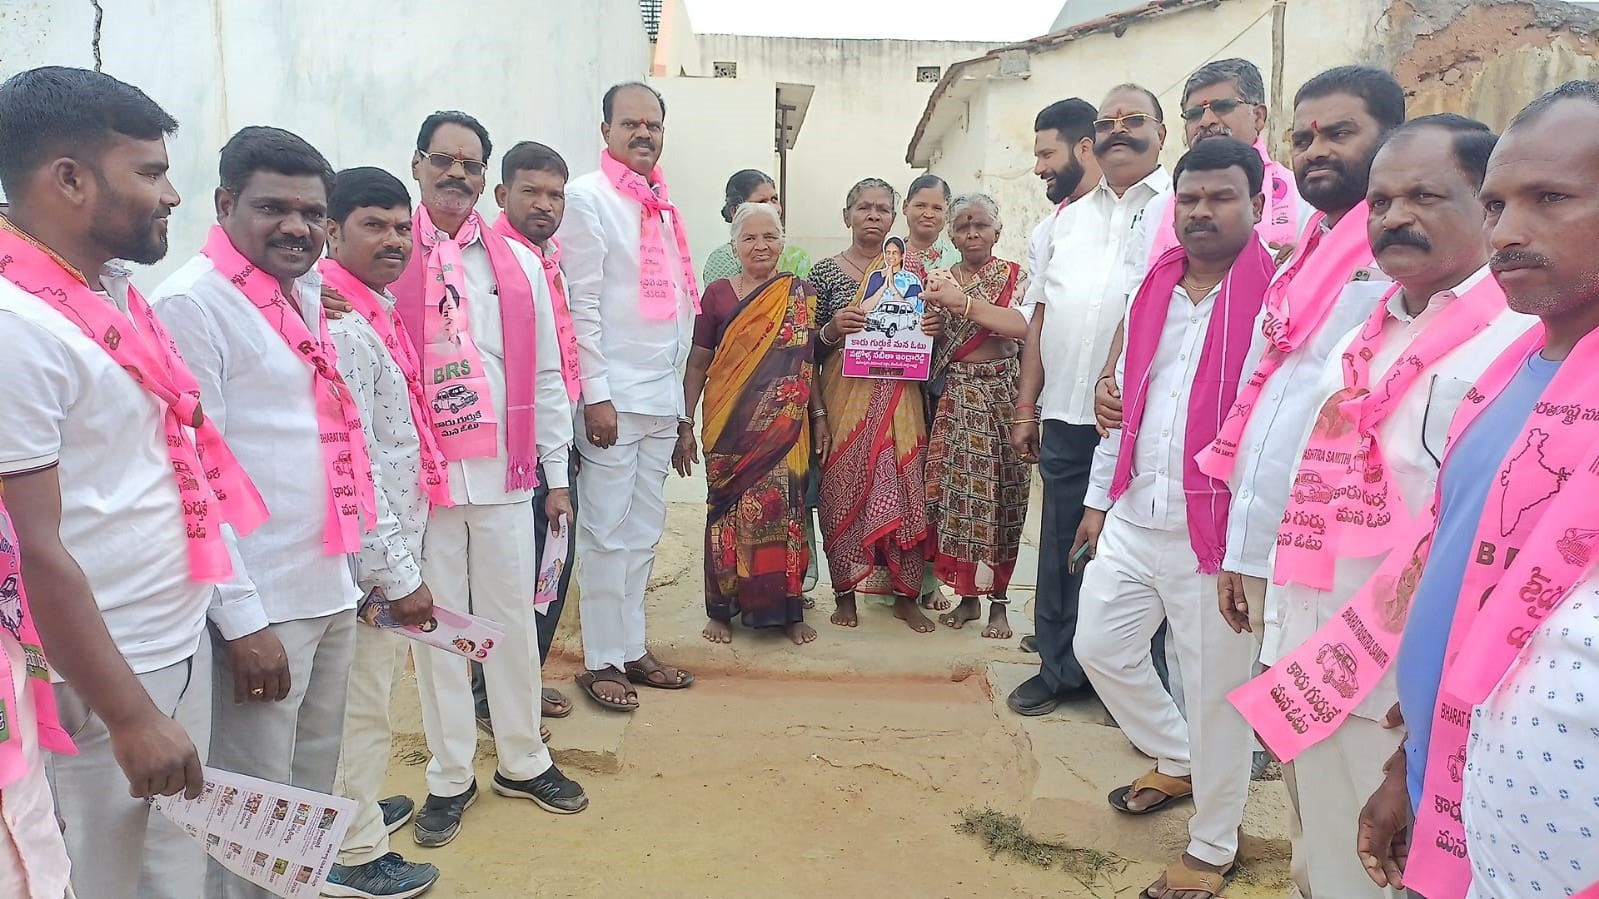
[1107,769,1194,815]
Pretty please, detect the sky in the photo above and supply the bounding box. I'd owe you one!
[683,0,1064,42]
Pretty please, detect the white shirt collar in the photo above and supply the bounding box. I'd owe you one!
[1091,166,1172,202]
[1386,264,1491,322]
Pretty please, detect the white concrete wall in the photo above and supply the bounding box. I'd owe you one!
[0,0,649,289]
[682,34,998,265]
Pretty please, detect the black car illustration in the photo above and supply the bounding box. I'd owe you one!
[865,299,918,339]
[433,385,479,415]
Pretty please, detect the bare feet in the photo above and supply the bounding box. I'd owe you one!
[1145,852,1233,899]
[785,621,818,645]
[893,595,936,633]
[982,602,1013,639]
[939,596,982,629]
[920,590,953,612]
[830,592,859,627]
[702,618,733,643]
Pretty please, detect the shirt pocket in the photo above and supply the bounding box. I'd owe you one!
[1422,375,1474,465]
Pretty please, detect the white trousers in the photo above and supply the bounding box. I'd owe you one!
[208,611,356,899]
[574,411,677,672]
[1076,513,1256,866]
[49,642,211,899]
[1287,716,1405,899]
[415,501,549,796]
[332,622,408,866]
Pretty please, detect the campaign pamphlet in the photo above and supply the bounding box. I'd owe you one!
[151,767,354,898]
[842,236,933,381]
[357,590,505,661]
[535,514,569,617]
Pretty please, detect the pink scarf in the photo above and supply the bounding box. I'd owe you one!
[316,259,451,506]
[1273,275,1505,590]
[393,206,541,492]
[598,150,701,320]
[488,217,582,402]
[0,493,74,786]
[1146,137,1302,263]
[1197,203,1376,482]
[0,223,266,579]
[201,227,375,553]
[1113,242,1275,573]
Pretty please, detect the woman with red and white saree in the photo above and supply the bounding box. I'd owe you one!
[921,194,1031,639]
[678,203,828,646]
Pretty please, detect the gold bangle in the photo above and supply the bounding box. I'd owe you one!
[1011,417,1040,425]
[963,295,972,318]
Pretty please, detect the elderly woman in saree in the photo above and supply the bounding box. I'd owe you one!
[700,169,812,288]
[678,202,828,646]
[921,193,1031,639]
[810,178,945,633]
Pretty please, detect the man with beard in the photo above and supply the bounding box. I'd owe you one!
[1006,84,1168,716]
[1238,116,1532,899]
[1358,82,1599,899]
[1143,58,1308,261]
[318,167,442,898]
[1075,136,1276,899]
[393,111,585,847]
[564,83,699,710]
[0,66,257,899]
[154,127,366,899]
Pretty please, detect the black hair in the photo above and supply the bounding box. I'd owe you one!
[0,66,178,199]
[906,173,951,203]
[1383,113,1497,189]
[602,82,667,123]
[1508,80,1599,131]
[218,126,334,196]
[1173,137,1265,195]
[1182,58,1266,107]
[328,166,411,225]
[721,169,774,223]
[1034,98,1097,146]
[1106,83,1164,123]
[1294,65,1406,133]
[500,141,569,187]
[416,110,492,162]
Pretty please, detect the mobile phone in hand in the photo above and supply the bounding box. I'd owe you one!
[1069,541,1092,574]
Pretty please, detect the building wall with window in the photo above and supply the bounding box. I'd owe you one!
[0,0,650,288]
[659,34,997,267]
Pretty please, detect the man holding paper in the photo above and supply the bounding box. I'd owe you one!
[395,111,586,848]
[318,166,443,898]
[1233,115,1533,898]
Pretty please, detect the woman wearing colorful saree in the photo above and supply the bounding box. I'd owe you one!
[922,194,1031,639]
[810,178,945,633]
[678,203,827,645]
[902,173,959,273]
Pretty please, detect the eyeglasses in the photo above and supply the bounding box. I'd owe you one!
[422,152,486,178]
[1180,98,1247,122]
[1093,113,1154,133]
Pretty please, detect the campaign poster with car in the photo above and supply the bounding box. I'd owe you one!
[843,236,933,381]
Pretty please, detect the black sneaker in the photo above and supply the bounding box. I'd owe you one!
[323,852,440,898]
[412,782,477,848]
[491,765,589,814]
[378,795,415,834]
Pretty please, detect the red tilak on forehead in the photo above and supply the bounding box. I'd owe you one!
[1310,120,1320,133]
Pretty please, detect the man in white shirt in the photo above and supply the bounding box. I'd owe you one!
[1007,84,1169,716]
[1256,115,1531,899]
[154,127,365,899]
[0,65,210,899]
[396,111,586,847]
[564,82,698,710]
[319,167,442,898]
[1076,139,1277,899]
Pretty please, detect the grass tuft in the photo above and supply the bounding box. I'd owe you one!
[955,807,1126,889]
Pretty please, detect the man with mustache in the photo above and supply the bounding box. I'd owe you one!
[154,127,367,899]
[0,66,252,899]
[318,167,442,898]
[393,111,586,847]
[1006,85,1168,717]
[563,82,699,710]
[1355,82,1599,899]
[1074,138,1276,899]
[1239,115,1533,899]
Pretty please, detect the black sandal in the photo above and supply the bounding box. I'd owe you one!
[575,667,639,711]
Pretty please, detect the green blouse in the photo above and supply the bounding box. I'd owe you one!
[701,242,814,289]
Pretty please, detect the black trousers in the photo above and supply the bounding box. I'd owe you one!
[473,464,578,719]
[1033,420,1101,694]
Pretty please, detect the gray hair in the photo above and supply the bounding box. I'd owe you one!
[1183,58,1266,107]
[844,177,898,210]
[947,192,1002,237]
[730,201,784,241]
